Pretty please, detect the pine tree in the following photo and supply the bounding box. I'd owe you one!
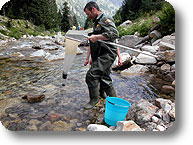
[61,2,70,32]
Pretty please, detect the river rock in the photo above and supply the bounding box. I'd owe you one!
[163,73,175,82]
[53,32,65,45]
[112,52,131,69]
[121,64,148,74]
[30,50,49,57]
[169,104,175,120]
[39,121,52,131]
[127,99,159,125]
[155,98,172,110]
[22,93,45,103]
[161,34,175,45]
[51,120,73,131]
[160,63,171,73]
[161,85,175,94]
[120,20,132,26]
[11,52,25,57]
[152,116,160,123]
[171,80,175,87]
[87,124,112,131]
[152,38,161,46]
[119,35,143,48]
[45,52,65,61]
[32,44,42,49]
[141,45,159,54]
[156,50,175,62]
[135,51,157,64]
[171,64,175,71]
[116,120,143,131]
[159,41,175,51]
[143,122,157,131]
[47,113,64,122]
[29,119,42,126]
[77,47,83,55]
[156,124,166,131]
[26,124,38,131]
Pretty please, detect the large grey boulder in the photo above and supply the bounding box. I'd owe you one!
[119,35,143,48]
[141,45,159,54]
[135,51,157,64]
[112,52,131,69]
[121,64,148,75]
[159,41,175,51]
[127,99,159,125]
[30,50,49,57]
[156,50,175,62]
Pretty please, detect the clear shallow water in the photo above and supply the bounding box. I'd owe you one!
[0,38,170,130]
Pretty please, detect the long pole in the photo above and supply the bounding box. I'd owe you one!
[83,35,158,58]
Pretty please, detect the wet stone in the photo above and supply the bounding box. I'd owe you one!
[22,93,45,103]
[47,113,64,122]
[7,122,17,131]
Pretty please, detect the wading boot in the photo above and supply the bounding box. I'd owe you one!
[105,86,117,97]
[84,87,99,110]
[99,88,106,99]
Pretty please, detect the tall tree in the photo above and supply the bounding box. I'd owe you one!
[121,0,142,22]
[61,2,70,32]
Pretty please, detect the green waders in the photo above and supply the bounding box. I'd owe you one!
[84,87,100,110]
[84,13,119,109]
[84,54,117,110]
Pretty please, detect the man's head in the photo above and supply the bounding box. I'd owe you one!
[84,1,100,20]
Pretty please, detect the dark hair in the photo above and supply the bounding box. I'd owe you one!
[84,1,100,12]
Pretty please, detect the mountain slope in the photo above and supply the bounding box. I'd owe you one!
[56,0,123,26]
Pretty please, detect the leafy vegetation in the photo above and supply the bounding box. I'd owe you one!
[158,2,175,36]
[118,16,154,37]
[114,0,165,26]
[115,0,175,37]
[0,0,77,33]
[0,15,59,40]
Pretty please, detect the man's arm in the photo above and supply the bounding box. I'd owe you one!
[84,45,91,66]
[88,34,109,43]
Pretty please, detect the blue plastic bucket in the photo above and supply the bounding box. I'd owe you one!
[105,97,131,126]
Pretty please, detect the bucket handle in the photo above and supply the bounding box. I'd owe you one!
[107,100,130,108]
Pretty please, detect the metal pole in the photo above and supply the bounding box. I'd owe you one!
[83,35,158,58]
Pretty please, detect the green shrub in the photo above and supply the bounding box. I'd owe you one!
[0,29,8,35]
[118,18,153,37]
[8,28,22,39]
[158,2,175,35]
[6,19,12,28]
[137,20,153,37]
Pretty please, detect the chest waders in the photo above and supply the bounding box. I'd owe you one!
[84,13,118,110]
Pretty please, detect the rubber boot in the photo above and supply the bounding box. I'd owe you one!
[99,87,106,99]
[84,87,99,110]
[104,86,117,97]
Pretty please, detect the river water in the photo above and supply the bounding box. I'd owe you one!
[0,37,170,131]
